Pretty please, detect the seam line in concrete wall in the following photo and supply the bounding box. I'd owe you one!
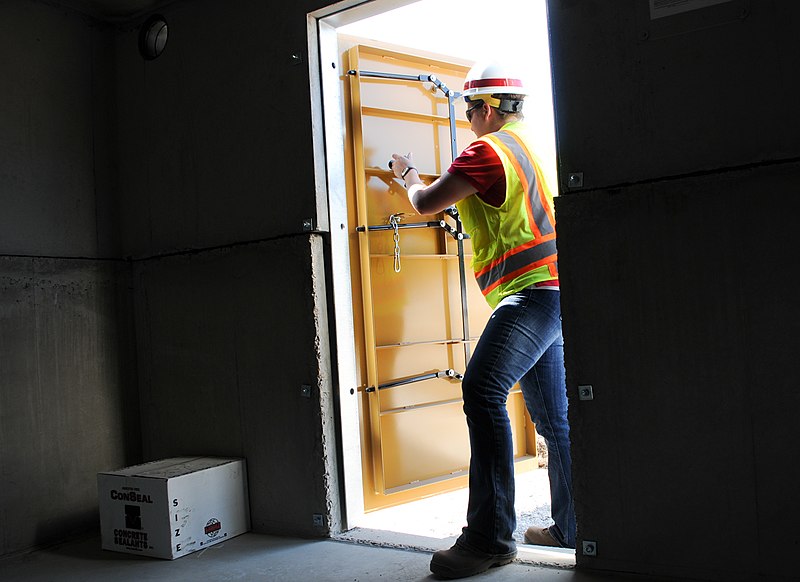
[35,0,182,25]
[127,232,326,264]
[0,234,326,264]
[0,254,126,262]
[562,154,800,195]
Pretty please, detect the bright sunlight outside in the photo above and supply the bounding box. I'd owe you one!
[338,0,556,178]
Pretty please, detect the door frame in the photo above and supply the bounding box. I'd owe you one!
[307,0,552,533]
[307,0,420,532]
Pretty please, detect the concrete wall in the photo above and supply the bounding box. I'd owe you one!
[114,1,323,258]
[0,2,138,557]
[1,0,343,557]
[0,258,138,556]
[1,0,342,555]
[131,237,338,536]
[113,0,342,538]
[0,1,119,258]
[549,1,800,580]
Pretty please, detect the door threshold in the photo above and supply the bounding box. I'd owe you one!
[517,544,576,568]
[337,469,575,568]
[334,527,575,569]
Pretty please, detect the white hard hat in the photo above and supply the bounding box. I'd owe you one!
[461,60,529,100]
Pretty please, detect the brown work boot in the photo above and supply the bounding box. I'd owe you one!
[523,525,561,547]
[430,544,517,579]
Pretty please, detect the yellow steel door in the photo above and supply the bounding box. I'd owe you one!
[342,43,538,511]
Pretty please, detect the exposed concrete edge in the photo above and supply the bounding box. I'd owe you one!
[333,527,453,553]
[309,234,343,534]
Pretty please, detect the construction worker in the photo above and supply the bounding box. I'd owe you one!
[390,60,575,579]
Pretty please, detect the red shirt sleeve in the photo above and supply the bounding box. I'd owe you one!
[447,140,506,207]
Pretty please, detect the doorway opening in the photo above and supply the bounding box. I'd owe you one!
[310,0,574,566]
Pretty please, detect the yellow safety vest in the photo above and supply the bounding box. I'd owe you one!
[455,121,558,308]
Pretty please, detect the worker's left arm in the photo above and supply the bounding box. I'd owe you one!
[390,153,476,215]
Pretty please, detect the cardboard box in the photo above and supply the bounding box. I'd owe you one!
[98,457,250,559]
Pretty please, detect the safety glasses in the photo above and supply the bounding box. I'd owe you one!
[465,101,484,122]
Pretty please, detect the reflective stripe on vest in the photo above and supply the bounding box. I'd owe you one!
[475,238,558,293]
[489,130,555,238]
[472,129,557,295]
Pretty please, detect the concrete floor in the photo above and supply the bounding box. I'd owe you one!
[1,469,673,581]
[1,531,673,582]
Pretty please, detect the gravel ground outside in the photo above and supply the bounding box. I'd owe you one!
[357,466,554,543]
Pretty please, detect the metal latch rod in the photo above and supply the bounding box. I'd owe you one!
[347,70,456,97]
[356,220,468,241]
[365,368,463,393]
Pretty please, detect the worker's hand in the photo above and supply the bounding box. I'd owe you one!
[390,152,415,179]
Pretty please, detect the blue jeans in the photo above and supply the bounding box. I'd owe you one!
[455,288,575,555]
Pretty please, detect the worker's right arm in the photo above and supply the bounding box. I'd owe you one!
[390,152,476,215]
[405,171,476,215]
